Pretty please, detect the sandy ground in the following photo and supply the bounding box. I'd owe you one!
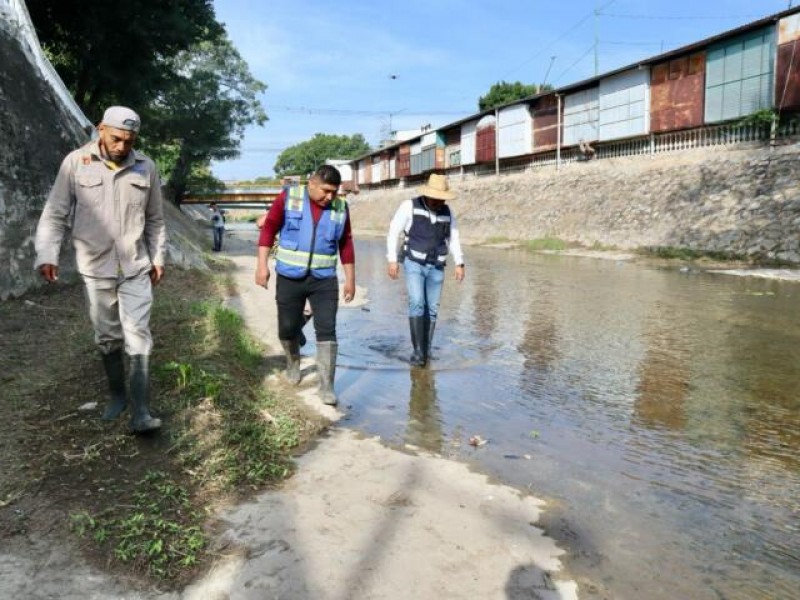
[179,239,578,599]
[0,237,577,600]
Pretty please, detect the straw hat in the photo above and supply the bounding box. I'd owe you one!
[418,173,455,201]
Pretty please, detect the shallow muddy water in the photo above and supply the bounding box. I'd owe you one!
[324,239,800,600]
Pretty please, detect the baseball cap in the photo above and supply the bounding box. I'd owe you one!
[101,106,141,132]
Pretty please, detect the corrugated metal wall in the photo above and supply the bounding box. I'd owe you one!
[410,141,423,175]
[532,94,559,150]
[651,53,706,132]
[357,160,368,184]
[371,156,381,184]
[397,144,410,178]
[776,15,800,111]
[599,68,650,141]
[563,87,599,145]
[444,128,460,167]
[705,26,775,123]
[498,104,533,158]
[476,115,496,163]
[460,121,477,165]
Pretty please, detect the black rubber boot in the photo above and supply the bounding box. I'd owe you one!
[281,338,301,384]
[128,355,162,433]
[426,319,436,364]
[316,341,338,405]
[101,349,128,420]
[409,317,427,367]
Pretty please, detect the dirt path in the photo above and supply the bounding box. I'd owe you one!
[0,234,578,599]
[179,237,578,599]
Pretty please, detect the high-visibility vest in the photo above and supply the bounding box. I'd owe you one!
[404,196,451,268]
[275,185,347,279]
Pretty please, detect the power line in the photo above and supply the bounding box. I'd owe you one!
[268,105,469,117]
[599,12,764,20]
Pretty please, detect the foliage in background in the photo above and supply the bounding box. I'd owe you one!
[273,133,372,177]
[138,37,267,204]
[26,0,223,121]
[478,81,554,111]
[27,1,266,204]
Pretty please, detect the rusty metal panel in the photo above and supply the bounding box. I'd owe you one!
[435,147,445,169]
[650,52,706,132]
[779,14,800,44]
[776,41,800,110]
[444,128,460,145]
[397,155,410,177]
[532,94,559,150]
[476,115,496,163]
[398,143,411,156]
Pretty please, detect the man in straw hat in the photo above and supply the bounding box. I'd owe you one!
[386,173,465,367]
[35,106,166,433]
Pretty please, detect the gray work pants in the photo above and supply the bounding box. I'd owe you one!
[82,270,153,356]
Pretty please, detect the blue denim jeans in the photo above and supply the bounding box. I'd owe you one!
[403,258,445,322]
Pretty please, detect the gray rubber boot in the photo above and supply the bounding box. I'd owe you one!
[409,317,427,367]
[281,338,302,384]
[316,341,338,405]
[128,354,162,433]
[101,349,128,420]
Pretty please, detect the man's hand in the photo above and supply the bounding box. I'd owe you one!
[150,265,165,286]
[454,265,465,282]
[387,262,400,280]
[39,264,59,282]
[255,263,270,288]
[343,280,355,303]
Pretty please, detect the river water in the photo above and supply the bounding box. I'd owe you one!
[319,238,798,600]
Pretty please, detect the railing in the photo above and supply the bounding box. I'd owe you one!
[0,0,92,132]
[365,118,800,187]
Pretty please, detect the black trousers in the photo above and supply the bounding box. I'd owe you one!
[276,274,339,342]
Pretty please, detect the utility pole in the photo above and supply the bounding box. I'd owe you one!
[542,56,556,88]
[594,1,600,76]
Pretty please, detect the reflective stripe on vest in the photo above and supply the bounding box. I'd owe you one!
[404,196,451,267]
[275,185,347,279]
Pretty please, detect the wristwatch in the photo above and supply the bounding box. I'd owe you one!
[456,263,465,268]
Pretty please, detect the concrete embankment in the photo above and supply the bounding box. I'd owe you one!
[349,143,800,264]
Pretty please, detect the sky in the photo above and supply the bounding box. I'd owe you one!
[211,0,796,181]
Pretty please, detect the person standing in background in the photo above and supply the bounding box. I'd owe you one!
[209,202,225,251]
[34,106,166,433]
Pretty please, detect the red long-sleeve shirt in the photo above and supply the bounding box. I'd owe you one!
[258,190,355,264]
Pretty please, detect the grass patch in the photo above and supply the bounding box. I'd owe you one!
[640,246,746,262]
[526,237,569,252]
[0,265,325,588]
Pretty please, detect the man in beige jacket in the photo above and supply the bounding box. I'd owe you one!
[35,106,167,433]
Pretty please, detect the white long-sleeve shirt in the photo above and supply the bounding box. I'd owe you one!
[386,199,464,266]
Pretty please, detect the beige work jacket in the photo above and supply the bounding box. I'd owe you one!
[34,140,167,278]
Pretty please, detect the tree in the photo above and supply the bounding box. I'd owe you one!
[478,81,553,111]
[27,0,223,121]
[138,37,267,204]
[273,134,371,178]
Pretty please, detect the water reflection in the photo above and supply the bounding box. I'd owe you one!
[333,239,800,600]
[404,368,443,453]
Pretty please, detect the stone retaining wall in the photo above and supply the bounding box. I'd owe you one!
[349,143,800,263]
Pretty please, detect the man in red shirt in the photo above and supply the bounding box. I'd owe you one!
[255,166,355,405]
